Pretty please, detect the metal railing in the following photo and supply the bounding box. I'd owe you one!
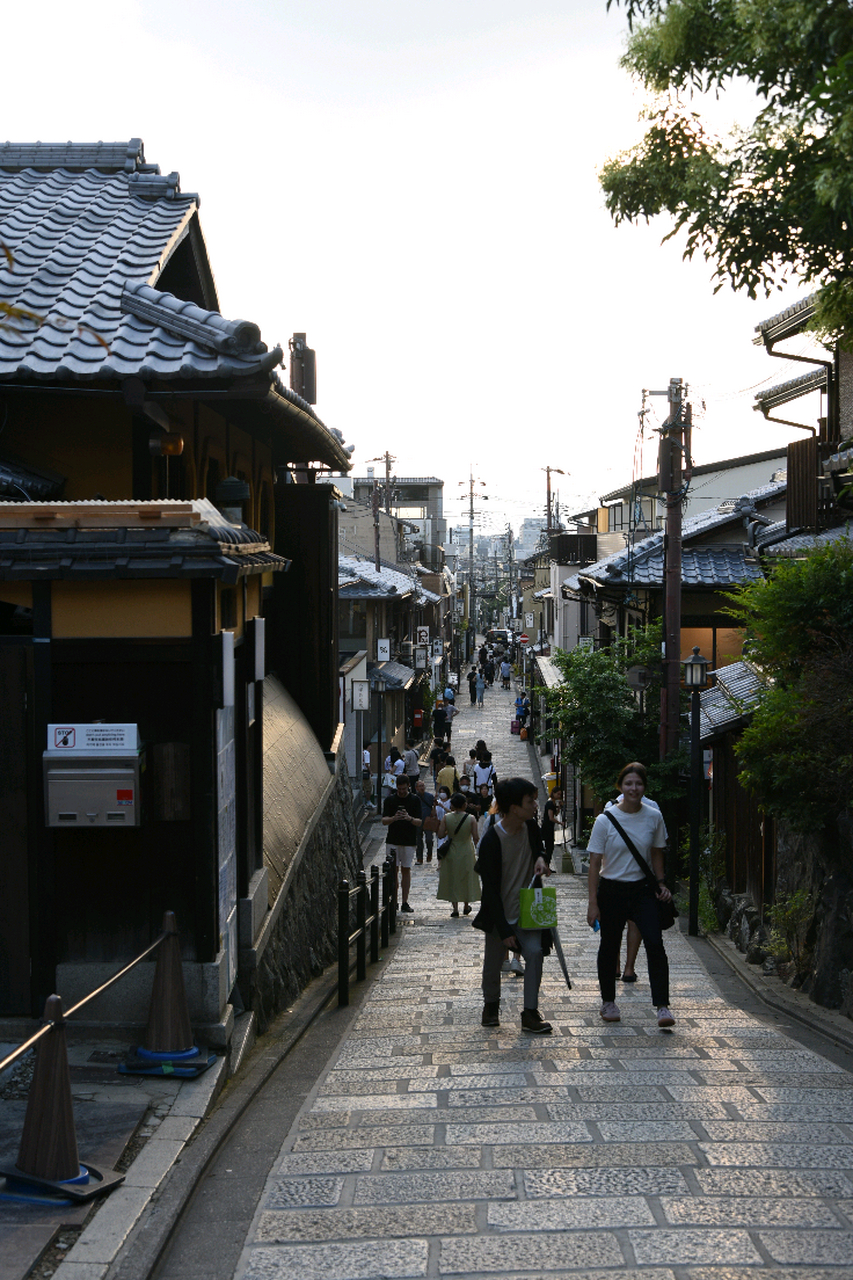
[337,861,396,1007]
[0,917,175,1078]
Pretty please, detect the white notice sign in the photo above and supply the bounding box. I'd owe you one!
[49,723,139,752]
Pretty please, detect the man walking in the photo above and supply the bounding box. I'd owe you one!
[472,777,554,1034]
[414,777,436,863]
[403,738,420,789]
[381,775,422,912]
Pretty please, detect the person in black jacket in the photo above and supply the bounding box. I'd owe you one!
[472,777,554,1034]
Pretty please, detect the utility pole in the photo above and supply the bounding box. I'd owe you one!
[367,452,396,516]
[460,468,487,659]
[658,378,692,758]
[542,466,566,537]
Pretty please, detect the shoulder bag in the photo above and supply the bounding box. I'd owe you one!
[602,810,678,930]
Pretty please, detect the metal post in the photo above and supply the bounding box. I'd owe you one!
[380,860,390,948]
[356,870,367,982]
[689,688,702,936]
[370,865,380,962]
[338,880,351,1007]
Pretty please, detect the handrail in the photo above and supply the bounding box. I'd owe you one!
[337,859,396,1007]
[0,919,173,1077]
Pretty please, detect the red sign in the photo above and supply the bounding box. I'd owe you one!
[519,633,529,644]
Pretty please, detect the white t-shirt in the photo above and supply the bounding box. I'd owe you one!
[587,805,667,882]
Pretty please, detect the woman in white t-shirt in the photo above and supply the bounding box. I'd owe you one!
[587,762,675,1030]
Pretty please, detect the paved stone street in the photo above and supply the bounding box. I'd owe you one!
[234,679,853,1279]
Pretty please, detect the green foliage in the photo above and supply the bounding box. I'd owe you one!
[545,624,686,805]
[675,822,725,932]
[602,1,853,343]
[766,887,814,970]
[725,539,853,827]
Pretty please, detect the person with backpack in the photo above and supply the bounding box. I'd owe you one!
[473,752,497,795]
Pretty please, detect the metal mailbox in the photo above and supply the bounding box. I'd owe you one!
[44,723,144,827]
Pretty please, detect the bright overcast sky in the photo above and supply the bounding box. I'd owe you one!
[5,0,824,535]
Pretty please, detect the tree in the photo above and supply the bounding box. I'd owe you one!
[725,538,853,828]
[600,1,853,344]
[543,624,686,806]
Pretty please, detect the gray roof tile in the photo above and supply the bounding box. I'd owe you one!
[699,660,768,742]
[568,482,786,592]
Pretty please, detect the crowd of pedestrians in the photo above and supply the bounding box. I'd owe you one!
[374,644,677,1038]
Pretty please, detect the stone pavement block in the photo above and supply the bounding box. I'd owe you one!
[695,1168,853,1197]
[437,1229,625,1273]
[595,1119,699,1142]
[751,1086,853,1104]
[297,1110,352,1129]
[381,1148,483,1171]
[312,1093,438,1113]
[629,1226,763,1265]
[838,1198,853,1223]
[422,1081,534,1099]
[758,1228,853,1265]
[265,1176,344,1207]
[274,1151,374,1175]
[492,1141,697,1168]
[119,1136,184,1188]
[488,1196,656,1230]
[660,1195,840,1226]
[570,1084,673,1101]
[702,1120,850,1143]
[242,1239,428,1280]
[737,1101,853,1121]
[292,1124,436,1150]
[524,1165,692,1198]
[686,1270,845,1280]
[700,1141,853,1168]
[352,1169,515,1205]
[256,1202,475,1242]
[548,1100,731,1122]
[446,1120,592,1146]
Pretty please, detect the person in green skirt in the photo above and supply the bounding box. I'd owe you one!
[437,792,481,918]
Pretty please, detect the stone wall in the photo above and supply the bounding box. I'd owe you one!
[716,812,853,1021]
[238,676,363,1033]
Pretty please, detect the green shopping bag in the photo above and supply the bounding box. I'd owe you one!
[519,877,557,929]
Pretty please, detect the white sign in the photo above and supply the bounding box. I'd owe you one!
[525,612,535,627]
[351,679,370,711]
[49,723,139,752]
[377,638,391,661]
[415,645,428,669]
[416,625,429,645]
[432,638,443,655]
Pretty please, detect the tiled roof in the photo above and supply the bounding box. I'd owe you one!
[761,524,852,558]
[0,140,352,470]
[754,367,826,413]
[0,498,288,582]
[338,555,417,599]
[699,660,768,742]
[369,660,415,690]
[753,294,817,345]
[567,483,786,592]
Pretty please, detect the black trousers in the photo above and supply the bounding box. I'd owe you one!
[597,877,670,1007]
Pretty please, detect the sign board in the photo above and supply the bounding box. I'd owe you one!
[519,633,529,645]
[377,638,391,661]
[525,612,534,628]
[415,645,428,669]
[351,679,370,711]
[49,723,139,753]
[416,625,429,645]
[432,639,443,656]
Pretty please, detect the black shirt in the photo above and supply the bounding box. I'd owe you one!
[382,792,422,845]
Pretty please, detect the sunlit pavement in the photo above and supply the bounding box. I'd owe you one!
[235,681,853,1279]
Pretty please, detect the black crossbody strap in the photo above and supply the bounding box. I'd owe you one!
[602,810,656,886]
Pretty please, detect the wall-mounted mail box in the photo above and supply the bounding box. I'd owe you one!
[44,724,144,827]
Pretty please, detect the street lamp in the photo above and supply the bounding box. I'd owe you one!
[683,646,709,936]
[542,466,567,535]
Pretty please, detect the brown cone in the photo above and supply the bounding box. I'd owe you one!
[143,912,194,1053]
[16,996,81,1182]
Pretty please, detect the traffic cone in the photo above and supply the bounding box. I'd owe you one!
[0,996,124,1203]
[16,995,80,1182]
[120,912,215,1078]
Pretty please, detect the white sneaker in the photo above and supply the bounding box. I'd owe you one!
[657,1006,675,1028]
[501,959,512,972]
[508,956,525,975]
[600,1001,621,1022]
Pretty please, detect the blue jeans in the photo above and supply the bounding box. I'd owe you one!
[597,878,670,1007]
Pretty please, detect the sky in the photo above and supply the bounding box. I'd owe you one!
[4,0,826,537]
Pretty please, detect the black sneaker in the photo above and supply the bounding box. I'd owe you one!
[481,1002,500,1027]
[400,902,414,913]
[521,1008,552,1035]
